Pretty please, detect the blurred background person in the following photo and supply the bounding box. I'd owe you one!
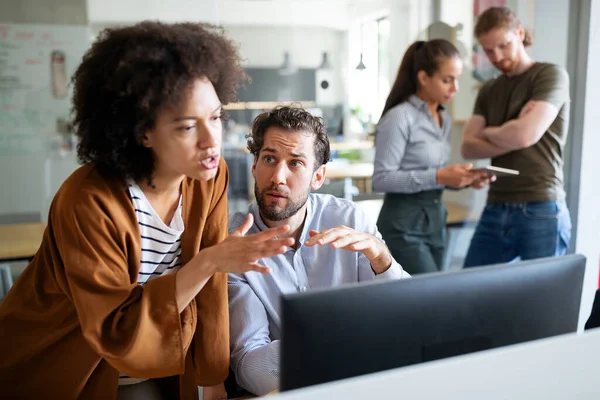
[373,39,491,275]
[461,6,571,268]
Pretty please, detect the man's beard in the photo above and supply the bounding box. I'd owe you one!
[255,183,310,222]
[495,58,516,74]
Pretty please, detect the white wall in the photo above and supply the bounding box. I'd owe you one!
[0,1,88,221]
[87,0,353,30]
[0,0,87,25]
[388,0,433,84]
[224,25,345,70]
[439,0,476,122]
[224,25,347,107]
[438,0,487,244]
[570,0,600,329]
[347,0,391,23]
[528,0,570,67]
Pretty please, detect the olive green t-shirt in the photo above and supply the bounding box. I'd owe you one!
[473,62,570,203]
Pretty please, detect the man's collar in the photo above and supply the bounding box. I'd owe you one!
[297,195,314,247]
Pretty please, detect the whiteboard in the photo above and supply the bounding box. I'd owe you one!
[0,23,89,218]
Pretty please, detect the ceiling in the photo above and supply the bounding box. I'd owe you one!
[88,0,392,30]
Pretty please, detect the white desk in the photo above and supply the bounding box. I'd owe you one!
[269,329,600,399]
[324,162,374,181]
[324,163,373,200]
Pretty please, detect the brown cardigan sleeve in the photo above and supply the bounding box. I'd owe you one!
[192,160,231,385]
[53,176,195,379]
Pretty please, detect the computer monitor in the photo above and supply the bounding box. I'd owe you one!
[280,254,586,391]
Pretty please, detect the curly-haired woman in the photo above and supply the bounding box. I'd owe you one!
[0,22,293,400]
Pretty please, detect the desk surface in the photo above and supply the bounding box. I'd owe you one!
[356,199,474,227]
[325,163,475,226]
[0,222,46,261]
[270,330,600,400]
[0,203,471,261]
[329,140,373,151]
[445,201,473,226]
[326,163,374,180]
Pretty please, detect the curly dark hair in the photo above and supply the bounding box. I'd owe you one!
[247,106,331,169]
[71,21,247,183]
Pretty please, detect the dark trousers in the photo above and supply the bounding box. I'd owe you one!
[377,190,446,275]
[116,376,179,400]
[585,289,600,330]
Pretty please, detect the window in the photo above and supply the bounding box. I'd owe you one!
[348,16,391,127]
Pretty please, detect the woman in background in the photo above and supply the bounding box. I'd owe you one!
[373,39,491,275]
[0,22,293,400]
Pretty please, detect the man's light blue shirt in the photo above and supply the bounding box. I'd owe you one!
[228,193,409,395]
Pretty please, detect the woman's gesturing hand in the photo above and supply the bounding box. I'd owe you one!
[196,213,295,275]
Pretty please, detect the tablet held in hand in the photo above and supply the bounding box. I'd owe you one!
[474,165,520,177]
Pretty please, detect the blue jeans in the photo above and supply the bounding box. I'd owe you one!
[464,201,571,268]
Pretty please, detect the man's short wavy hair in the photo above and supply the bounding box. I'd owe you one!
[247,106,331,169]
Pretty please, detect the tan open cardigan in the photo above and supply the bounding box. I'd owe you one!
[0,160,230,399]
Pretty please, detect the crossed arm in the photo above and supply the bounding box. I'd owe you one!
[461,100,559,160]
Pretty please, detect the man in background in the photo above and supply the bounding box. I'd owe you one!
[227,106,410,396]
[461,6,571,267]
